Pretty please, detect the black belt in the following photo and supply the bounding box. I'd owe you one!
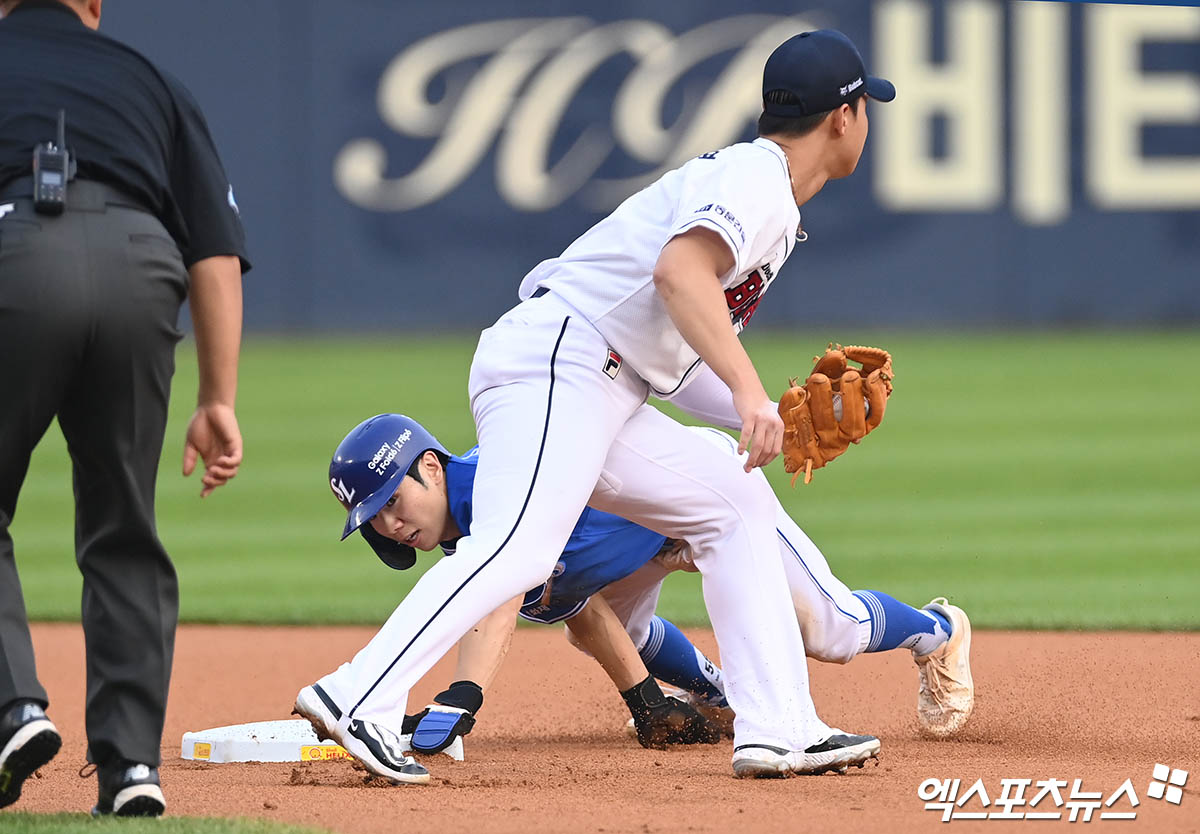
[0,176,153,214]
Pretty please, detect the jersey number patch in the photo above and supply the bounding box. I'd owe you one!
[724,272,764,329]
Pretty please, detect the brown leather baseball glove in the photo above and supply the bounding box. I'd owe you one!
[778,344,894,485]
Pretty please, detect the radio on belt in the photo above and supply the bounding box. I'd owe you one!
[32,109,75,215]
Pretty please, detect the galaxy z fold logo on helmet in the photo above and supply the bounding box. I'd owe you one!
[367,429,411,476]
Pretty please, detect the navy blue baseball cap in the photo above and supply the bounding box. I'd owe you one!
[762,29,895,117]
[328,413,449,542]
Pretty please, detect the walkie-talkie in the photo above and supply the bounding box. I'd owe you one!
[32,109,70,215]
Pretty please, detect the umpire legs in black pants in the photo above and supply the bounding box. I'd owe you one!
[0,187,185,804]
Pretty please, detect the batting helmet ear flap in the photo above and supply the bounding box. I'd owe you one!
[360,523,417,571]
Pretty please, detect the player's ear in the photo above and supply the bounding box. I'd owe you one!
[831,104,851,138]
[83,0,103,28]
[423,451,445,485]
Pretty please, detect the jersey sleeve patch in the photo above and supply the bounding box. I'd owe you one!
[690,203,745,245]
[669,147,794,282]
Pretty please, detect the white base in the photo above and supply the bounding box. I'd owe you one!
[181,719,464,763]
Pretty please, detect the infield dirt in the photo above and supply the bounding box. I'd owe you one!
[14,625,1200,833]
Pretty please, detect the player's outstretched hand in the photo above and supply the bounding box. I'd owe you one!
[406,705,476,754]
[622,676,721,749]
[182,403,243,498]
[733,387,783,472]
[634,696,722,749]
[405,680,484,755]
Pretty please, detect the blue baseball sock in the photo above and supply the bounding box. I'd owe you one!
[639,616,726,705]
[853,591,951,655]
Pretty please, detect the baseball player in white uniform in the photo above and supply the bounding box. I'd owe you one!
[295,29,897,781]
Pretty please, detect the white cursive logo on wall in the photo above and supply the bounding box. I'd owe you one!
[333,15,816,212]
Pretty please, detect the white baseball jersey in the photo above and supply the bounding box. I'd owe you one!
[517,138,801,397]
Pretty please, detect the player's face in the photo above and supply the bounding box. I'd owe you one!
[369,453,452,550]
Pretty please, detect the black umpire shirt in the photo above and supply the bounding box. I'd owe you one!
[0,0,250,271]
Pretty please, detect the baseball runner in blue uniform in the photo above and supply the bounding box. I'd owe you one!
[304,413,974,759]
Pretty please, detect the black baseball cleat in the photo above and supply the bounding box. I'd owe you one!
[0,700,62,809]
[797,731,881,774]
[732,731,881,778]
[91,761,166,817]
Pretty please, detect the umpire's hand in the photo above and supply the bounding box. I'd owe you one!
[183,403,243,497]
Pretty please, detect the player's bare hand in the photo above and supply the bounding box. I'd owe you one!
[733,388,783,471]
[183,403,243,497]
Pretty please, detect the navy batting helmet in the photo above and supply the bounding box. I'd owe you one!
[328,414,449,570]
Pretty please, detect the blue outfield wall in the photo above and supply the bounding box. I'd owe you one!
[99,1,1200,331]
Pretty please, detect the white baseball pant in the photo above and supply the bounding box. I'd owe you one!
[315,293,829,751]
[595,427,872,665]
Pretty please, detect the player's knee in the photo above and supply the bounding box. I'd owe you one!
[798,618,858,664]
[744,469,776,506]
[805,644,856,664]
[695,453,774,515]
[719,469,777,525]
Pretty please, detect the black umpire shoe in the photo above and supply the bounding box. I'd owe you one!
[0,699,63,809]
[91,760,166,817]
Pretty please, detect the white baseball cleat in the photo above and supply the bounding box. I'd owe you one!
[293,684,430,785]
[914,598,975,738]
[293,684,340,743]
[731,731,880,778]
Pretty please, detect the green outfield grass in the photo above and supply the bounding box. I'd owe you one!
[0,814,326,834]
[11,330,1200,629]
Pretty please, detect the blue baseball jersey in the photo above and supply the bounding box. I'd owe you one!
[439,447,669,623]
